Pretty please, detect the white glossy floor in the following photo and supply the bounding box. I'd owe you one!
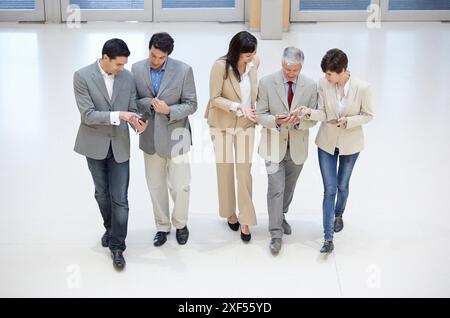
[0,21,449,298]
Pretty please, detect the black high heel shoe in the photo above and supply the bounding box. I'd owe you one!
[228,220,240,231]
[240,226,251,242]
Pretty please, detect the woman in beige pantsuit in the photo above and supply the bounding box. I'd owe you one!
[204,31,259,242]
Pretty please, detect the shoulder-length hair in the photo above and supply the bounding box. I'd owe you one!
[223,31,257,82]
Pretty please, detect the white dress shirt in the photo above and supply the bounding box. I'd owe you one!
[335,76,351,149]
[97,60,120,125]
[335,77,351,118]
[231,61,254,116]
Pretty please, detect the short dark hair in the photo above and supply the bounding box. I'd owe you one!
[102,38,130,60]
[321,48,348,73]
[149,32,174,55]
[224,31,257,81]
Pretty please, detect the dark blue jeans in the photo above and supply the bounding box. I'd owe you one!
[86,147,129,252]
[318,147,359,241]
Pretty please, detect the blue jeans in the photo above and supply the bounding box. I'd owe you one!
[86,146,130,252]
[318,147,359,241]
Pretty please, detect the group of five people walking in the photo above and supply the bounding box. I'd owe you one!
[73,31,373,269]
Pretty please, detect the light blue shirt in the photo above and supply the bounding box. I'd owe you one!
[150,61,167,95]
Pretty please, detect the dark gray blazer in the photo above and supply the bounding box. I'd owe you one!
[73,61,137,163]
[131,57,197,159]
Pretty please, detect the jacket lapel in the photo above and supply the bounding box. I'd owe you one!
[91,62,112,107]
[111,71,123,105]
[144,60,155,97]
[229,68,242,101]
[156,58,174,97]
[342,77,359,116]
[275,71,289,111]
[290,74,306,111]
[327,84,340,119]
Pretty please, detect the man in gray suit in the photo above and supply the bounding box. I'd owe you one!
[131,32,197,247]
[256,47,318,254]
[74,38,147,269]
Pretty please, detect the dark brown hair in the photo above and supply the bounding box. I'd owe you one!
[149,32,174,55]
[321,48,348,73]
[223,31,257,82]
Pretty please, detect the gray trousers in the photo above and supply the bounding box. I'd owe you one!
[265,148,303,239]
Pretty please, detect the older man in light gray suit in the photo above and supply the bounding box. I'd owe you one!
[74,39,147,269]
[256,47,318,254]
[131,32,197,247]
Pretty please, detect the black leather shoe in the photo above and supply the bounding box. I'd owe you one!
[153,231,169,247]
[176,226,189,245]
[334,216,344,232]
[228,220,240,231]
[240,227,251,243]
[269,238,282,254]
[111,251,126,270]
[282,219,292,235]
[101,230,110,247]
[320,240,334,253]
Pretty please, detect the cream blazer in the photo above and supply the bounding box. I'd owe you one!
[204,56,260,130]
[309,77,374,155]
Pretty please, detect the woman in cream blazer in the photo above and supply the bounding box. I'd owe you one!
[204,31,259,242]
[299,48,374,253]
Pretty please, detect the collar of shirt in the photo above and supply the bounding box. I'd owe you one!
[241,61,254,77]
[97,60,114,79]
[283,74,298,85]
[150,60,167,74]
[336,76,351,100]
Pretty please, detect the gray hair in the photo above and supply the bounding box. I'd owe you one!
[282,47,304,65]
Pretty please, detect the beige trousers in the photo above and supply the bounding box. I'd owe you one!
[210,126,257,226]
[144,152,191,232]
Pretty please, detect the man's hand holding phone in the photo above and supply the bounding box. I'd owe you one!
[275,111,301,126]
[130,112,149,134]
[275,112,291,126]
[138,111,151,124]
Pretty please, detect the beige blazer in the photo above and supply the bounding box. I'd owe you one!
[309,77,374,155]
[204,55,260,129]
[256,71,318,165]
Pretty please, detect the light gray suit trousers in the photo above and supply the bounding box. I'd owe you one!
[266,147,303,239]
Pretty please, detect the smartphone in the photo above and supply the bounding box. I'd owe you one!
[138,112,152,123]
[326,119,338,124]
[276,113,289,119]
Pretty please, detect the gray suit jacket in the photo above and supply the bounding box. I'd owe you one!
[131,57,197,159]
[73,61,137,163]
[256,71,318,165]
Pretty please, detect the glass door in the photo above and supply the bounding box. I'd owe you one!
[153,0,244,22]
[380,0,450,21]
[60,0,153,21]
[0,0,45,21]
[291,0,381,22]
